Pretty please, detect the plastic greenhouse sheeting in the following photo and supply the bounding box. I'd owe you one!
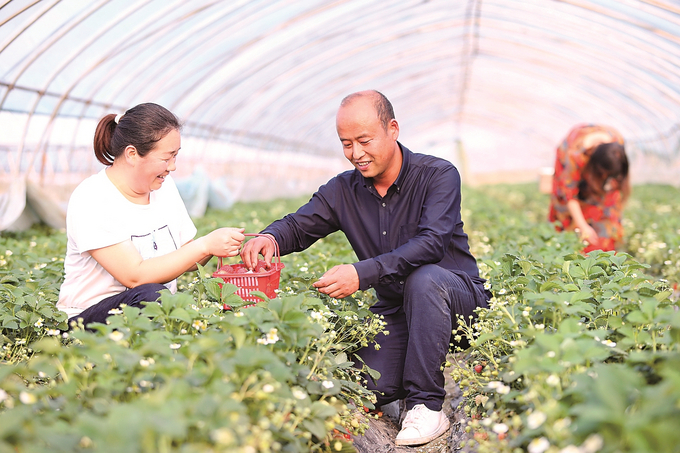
[0,0,679,229]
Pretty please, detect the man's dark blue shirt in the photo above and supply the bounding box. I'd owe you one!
[263,143,484,314]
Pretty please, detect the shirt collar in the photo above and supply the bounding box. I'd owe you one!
[392,141,410,193]
[360,141,410,195]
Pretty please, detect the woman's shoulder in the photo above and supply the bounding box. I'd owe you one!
[69,170,112,203]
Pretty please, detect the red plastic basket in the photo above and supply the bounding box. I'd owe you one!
[212,234,285,304]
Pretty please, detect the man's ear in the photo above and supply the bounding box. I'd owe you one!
[389,118,400,141]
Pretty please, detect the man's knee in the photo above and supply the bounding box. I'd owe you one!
[403,265,450,313]
[404,264,446,293]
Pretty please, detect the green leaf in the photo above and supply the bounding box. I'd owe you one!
[311,401,337,419]
[625,310,651,325]
[569,290,593,304]
[203,279,222,301]
[539,280,563,292]
[653,290,672,302]
[141,301,165,318]
[169,307,193,324]
[334,352,348,365]
[608,316,624,329]
[230,325,246,349]
[247,290,270,301]
[302,418,327,440]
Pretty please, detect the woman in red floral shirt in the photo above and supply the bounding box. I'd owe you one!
[549,124,630,253]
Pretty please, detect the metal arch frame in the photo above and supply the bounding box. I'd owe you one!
[0,0,59,55]
[178,1,462,129]
[0,0,679,182]
[65,0,231,163]
[181,17,464,154]
[471,3,680,137]
[174,0,676,152]
[0,0,155,177]
[224,31,465,140]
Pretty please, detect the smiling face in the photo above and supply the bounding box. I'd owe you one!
[133,128,181,193]
[336,94,401,191]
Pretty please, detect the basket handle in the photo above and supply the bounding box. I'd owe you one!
[217,233,281,270]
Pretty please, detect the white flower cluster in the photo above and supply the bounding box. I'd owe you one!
[257,328,279,345]
[527,411,546,429]
[556,433,604,453]
[108,331,124,342]
[487,380,510,394]
[192,319,207,331]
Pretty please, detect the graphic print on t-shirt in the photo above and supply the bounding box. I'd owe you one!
[130,225,178,290]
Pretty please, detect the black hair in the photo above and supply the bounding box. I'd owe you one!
[589,142,628,180]
[578,142,628,200]
[93,103,181,166]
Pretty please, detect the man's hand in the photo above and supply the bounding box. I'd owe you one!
[240,235,276,270]
[313,264,360,299]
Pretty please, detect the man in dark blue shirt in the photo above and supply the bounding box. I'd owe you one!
[242,90,489,446]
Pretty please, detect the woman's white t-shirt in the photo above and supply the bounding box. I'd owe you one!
[57,170,197,318]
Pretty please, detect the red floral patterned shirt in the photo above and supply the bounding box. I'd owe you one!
[548,124,625,252]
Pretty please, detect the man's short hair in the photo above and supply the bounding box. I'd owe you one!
[340,90,395,131]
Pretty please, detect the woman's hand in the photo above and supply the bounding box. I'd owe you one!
[566,199,601,246]
[576,224,599,246]
[203,228,245,258]
[89,227,245,288]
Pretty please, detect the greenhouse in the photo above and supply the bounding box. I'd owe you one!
[1,1,679,452]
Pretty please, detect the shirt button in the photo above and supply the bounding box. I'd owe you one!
[382,203,386,207]
[399,281,404,285]
[382,231,386,235]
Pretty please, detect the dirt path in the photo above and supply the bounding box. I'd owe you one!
[351,363,475,453]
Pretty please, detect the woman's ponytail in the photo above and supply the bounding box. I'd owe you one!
[93,114,118,166]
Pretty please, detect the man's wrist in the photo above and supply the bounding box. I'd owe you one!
[352,260,377,291]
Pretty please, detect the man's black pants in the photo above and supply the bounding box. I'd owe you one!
[356,264,490,412]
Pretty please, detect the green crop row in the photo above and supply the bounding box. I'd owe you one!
[455,183,680,453]
[1,183,678,453]
[0,199,379,453]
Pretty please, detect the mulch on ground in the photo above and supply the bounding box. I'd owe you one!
[351,361,475,453]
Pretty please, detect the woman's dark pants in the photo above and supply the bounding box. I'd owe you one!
[68,283,166,328]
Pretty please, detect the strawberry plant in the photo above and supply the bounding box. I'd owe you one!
[454,183,680,453]
[2,183,679,452]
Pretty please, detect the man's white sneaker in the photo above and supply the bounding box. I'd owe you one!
[395,404,450,446]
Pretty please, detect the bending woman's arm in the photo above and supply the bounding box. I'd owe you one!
[90,227,244,288]
[566,199,599,244]
[621,176,631,204]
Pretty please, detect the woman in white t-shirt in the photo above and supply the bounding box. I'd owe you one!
[58,103,244,327]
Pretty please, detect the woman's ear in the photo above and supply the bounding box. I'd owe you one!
[123,145,138,165]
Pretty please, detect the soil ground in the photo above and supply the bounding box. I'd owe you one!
[351,361,475,453]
